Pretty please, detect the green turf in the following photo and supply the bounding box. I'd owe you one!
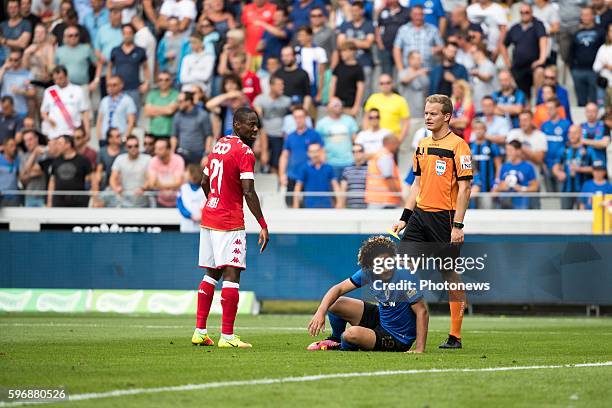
[1,313,612,407]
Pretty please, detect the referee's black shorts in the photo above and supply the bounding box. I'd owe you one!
[400,208,460,266]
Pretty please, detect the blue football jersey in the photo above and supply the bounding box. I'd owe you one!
[349,268,423,345]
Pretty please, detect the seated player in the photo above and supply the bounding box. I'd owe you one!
[306,236,429,352]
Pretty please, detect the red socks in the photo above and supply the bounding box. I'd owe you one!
[196,275,217,329]
[221,281,240,336]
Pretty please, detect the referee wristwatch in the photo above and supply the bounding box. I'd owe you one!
[452,221,464,229]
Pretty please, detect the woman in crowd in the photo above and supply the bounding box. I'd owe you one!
[450,79,475,142]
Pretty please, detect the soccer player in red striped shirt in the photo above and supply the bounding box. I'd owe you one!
[192,107,269,348]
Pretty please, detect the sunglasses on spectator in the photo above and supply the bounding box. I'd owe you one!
[7,58,20,62]
[66,33,79,37]
[352,149,364,153]
[520,10,531,14]
[126,144,138,149]
[369,115,380,119]
[544,76,556,80]
[310,13,323,17]
[159,77,171,82]
[380,81,392,85]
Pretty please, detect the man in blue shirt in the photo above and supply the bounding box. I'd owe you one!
[580,161,612,210]
[581,102,610,166]
[541,97,572,192]
[493,140,539,209]
[492,70,527,128]
[82,0,109,42]
[307,236,429,352]
[553,124,594,209]
[279,107,323,207]
[408,0,446,31]
[290,0,327,30]
[293,143,340,208]
[470,119,501,193]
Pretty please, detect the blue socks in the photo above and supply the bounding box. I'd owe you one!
[327,311,347,342]
[340,333,358,351]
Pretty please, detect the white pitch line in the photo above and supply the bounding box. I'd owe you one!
[1,362,611,407]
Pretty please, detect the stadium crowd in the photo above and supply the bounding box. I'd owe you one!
[0,0,610,216]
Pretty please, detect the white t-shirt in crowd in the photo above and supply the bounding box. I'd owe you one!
[161,0,197,35]
[355,128,392,155]
[297,46,328,85]
[466,2,508,53]
[506,129,548,152]
[177,183,205,232]
[40,83,90,139]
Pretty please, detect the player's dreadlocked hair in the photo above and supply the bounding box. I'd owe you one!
[357,235,397,272]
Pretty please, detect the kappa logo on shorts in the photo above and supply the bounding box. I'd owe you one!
[234,239,242,245]
[233,248,241,254]
[460,155,472,170]
[231,257,240,263]
[435,160,447,176]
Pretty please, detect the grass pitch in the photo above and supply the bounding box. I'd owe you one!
[1,313,612,407]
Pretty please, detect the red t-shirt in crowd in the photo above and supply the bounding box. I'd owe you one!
[241,2,277,56]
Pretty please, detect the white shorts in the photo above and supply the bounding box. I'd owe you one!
[199,228,247,270]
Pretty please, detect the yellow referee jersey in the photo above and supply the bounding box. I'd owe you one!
[413,132,473,212]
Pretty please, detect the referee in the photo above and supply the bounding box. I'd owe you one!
[392,94,473,349]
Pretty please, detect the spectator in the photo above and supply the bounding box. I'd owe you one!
[364,134,402,209]
[593,24,612,106]
[541,97,572,191]
[364,74,410,143]
[177,163,204,232]
[20,0,41,31]
[108,23,149,116]
[275,46,312,109]
[55,26,100,99]
[194,18,221,58]
[279,107,323,206]
[581,102,610,166]
[131,13,157,82]
[156,17,185,76]
[241,0,277,71]
[579,160,612,210]
[96,75,136,145]
[493,140,539,209]
[0,137,20,206]
[256,8,291,71]
[466,0,508,59]
[450,79,475,141]
[316,97,358,179]
[339,143,368,209]
[158,0,197,35]
[569,7,605,107]
[47,134,92,207]
[492,69,527,128]
[83,0,109,42]
[337,1,375,97]
[295,26,327,104]
[227,51,261,106]
[253,75,291,173]
[93,127,124,202]
[429,41,468,97]
[143,133,155,156]
[290,0,326,30]
[553,124,594,209]
[393,5,443,71]
[107,0,137,25]
[447,5,477,38]
[532,0,560,75]
[557,0,589,66]
[593,0,612,28]
[293,142,340,209]
[73,126,97,168]
[32,0,60,25]
[147,137,185,208]
[409,0,446,34]
[536,65,572,123]
[179,33,214,94]
[94,7,123,97]
[110,134,151,208]
[311,6,335,62]
[0,49,34,118]
[18,129,46,207]
[398,51,429,119]
[478,95,511,146]
[506,110,547,172]
[216,27,245,76]
[452,32,476,73]
[330,41,364,117]
[0,97,23,146]
[281,95,313,136]
[376,0,410,75]
[469,43,497,113]
[533,85,568,129]
[355,108,393,158]
[23,23,55,89]
[40,65,90,140]
[0,0,32,65]
[470,119,502,193]
[51,8,90,46]
[201,0,236,38]
[172,91,213,165]
[500,3,547,100]
[144,72,180,139]
[206,73,249,137]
